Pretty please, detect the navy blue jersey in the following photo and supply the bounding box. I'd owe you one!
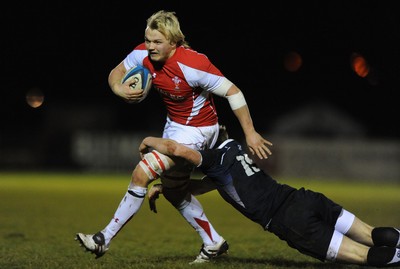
[199,139,296,229]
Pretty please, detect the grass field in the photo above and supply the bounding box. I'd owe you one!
[0,171,399,269]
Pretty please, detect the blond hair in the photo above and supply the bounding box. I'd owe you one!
[146,10,190,48]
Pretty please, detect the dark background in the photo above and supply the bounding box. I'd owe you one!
[1,1,399,169]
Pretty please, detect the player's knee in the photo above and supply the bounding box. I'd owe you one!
[131,165,152,187]
[367,246,397,266]
[372,227,400,247]
[139,150,171,181]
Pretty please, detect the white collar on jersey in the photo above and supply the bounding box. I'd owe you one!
[217,139,235,149]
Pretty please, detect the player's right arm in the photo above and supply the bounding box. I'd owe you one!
[108,61,144,103]
[211,81,273,160]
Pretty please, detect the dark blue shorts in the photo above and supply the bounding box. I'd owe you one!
[267,187,343,261]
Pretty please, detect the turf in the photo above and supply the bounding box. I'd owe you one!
[0,171,399,269]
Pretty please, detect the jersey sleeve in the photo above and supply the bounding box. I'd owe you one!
[199,149,217,170]
[177,48,231,93]
[199,146,233,179]
[123,43,148,70]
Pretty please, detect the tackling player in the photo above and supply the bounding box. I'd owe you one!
[77,127,400,267]
[142,134,400,267]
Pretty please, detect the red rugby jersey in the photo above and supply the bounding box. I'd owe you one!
[124,43,227,127]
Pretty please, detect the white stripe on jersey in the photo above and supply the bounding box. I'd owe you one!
[177,62,225,91]
[186,90,209,125]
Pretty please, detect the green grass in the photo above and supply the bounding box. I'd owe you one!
[0,172,399,269]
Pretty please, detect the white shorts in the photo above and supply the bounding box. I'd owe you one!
[162,117,220,150]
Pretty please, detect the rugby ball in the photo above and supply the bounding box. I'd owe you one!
[122,65,152,103]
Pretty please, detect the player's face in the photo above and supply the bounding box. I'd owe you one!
[145,27,176,63]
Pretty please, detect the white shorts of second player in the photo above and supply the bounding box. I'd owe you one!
[163,117,220,151]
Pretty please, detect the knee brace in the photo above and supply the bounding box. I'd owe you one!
[139,150,170,180]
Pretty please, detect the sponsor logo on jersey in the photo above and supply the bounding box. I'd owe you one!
[155,86,185,101]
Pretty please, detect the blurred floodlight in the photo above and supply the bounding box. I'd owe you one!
[284,51,303,72]
[26,88,44,108]
[351,53,370,78]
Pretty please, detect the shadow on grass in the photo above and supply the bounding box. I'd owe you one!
[123,255,359,268]
[226,256,359,268]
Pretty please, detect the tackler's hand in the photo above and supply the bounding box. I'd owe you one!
[148,184,163,213]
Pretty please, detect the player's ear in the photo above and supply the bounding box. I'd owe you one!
[169,41,177,48]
